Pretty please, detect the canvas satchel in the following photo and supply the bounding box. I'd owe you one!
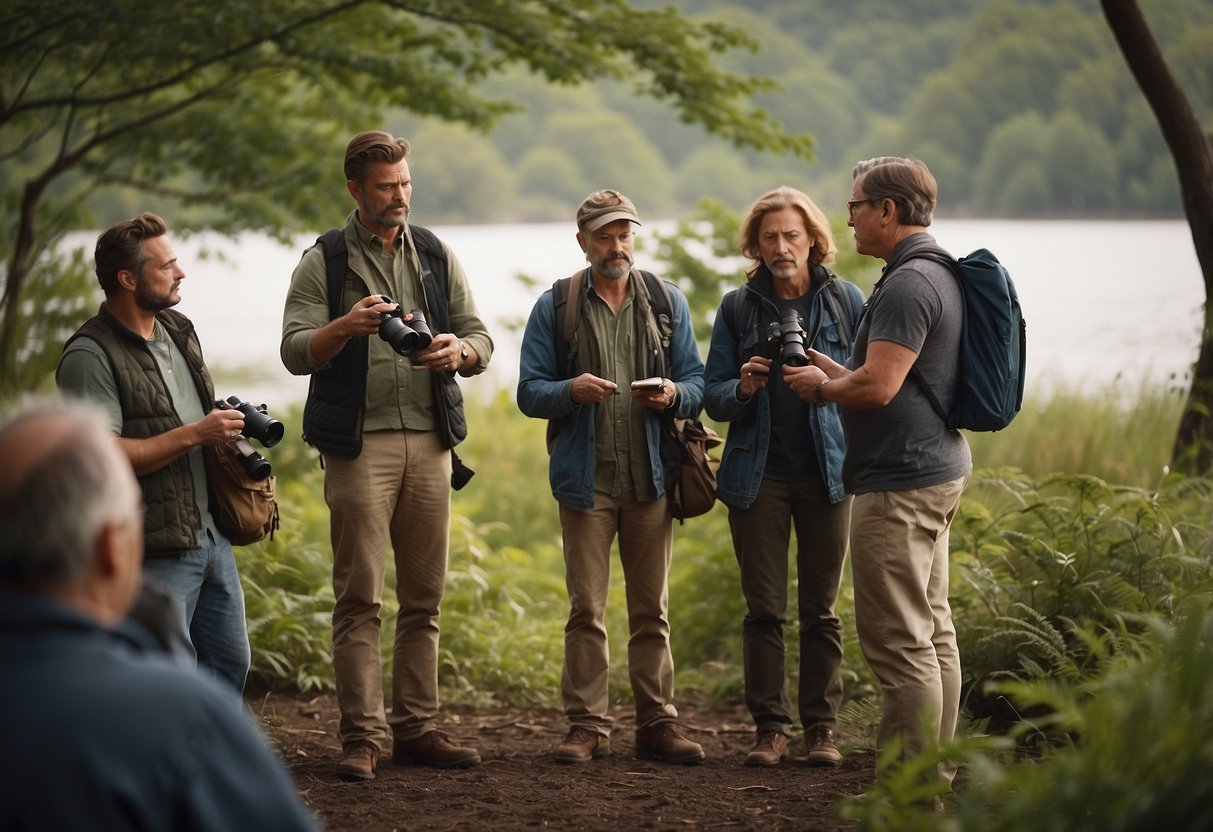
[670,417,722,521]
[204,442,280,546]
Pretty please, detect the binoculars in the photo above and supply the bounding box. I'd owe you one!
[215,396,283,481]
[376,296,433,357]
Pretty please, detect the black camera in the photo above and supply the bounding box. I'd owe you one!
[376,296,432,357]
[215,396,283,481]
[767,309,809,367]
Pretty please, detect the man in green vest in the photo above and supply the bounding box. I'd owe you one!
[56,212,251,694]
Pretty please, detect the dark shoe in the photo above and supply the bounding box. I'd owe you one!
[393,730,481,769]
[554,726,610,763]
[635,722,705,765]
[744,730,789,767]
[805,725,842,767]
[336,740,379,781]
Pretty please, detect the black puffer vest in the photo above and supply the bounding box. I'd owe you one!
[302,225,466,459]
[65,304,215,552]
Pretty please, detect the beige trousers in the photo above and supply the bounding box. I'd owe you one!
[558,491,678,734]
[850,474,968,782]
[324,429,452,748]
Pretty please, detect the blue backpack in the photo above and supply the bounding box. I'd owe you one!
[905,247,1026,432]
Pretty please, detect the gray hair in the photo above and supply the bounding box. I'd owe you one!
[0,395,138,591]
[852,156,937,227]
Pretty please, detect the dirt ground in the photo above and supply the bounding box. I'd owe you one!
[252,692,872,831]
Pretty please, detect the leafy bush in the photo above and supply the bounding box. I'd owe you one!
[950,469,1213,728]
[841,607,1213,832]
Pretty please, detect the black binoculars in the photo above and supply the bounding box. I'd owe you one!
[376,296,433,357]
[215,396,283,481]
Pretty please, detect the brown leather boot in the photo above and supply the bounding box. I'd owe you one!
[805,725,842,767]
[336,740,379,781]
[634,722,705,765]
[392,730,481,769]
[554,726,610,763]
[744,730,789,767]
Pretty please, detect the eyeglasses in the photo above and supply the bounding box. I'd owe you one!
[847,197,884,219]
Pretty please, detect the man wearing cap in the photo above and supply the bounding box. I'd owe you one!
[518,190,707,765]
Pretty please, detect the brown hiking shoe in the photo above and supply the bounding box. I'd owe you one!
[805,725,842,767]
[744,730,789,767]
[336,740,379,781]
[554,726,610,763]
[393,730,481,769]
[635,722,705,765]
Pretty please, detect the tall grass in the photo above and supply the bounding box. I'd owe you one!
[966,382,1185,485]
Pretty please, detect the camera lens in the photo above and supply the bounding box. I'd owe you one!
[779,310,808,367]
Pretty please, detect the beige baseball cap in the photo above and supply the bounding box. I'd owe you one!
[576,189,642,232]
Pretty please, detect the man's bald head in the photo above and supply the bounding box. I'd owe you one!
[0,396,141,606]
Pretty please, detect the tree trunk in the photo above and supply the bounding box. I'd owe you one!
[1101,0,1213,474]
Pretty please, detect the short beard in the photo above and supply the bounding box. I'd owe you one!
[365,198,408,229]
[591,252,633,281]
[769,260,799,280]
[134,278,179,312]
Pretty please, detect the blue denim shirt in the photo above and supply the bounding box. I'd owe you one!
[517,272,705,509]
[704,268,864,508]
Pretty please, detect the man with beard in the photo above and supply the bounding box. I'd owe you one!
[57,212,251,694]
[704,187,864,768]
[281,131,492,781]
[517,190,706,765]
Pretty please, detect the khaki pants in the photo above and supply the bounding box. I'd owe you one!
[324,429,452,748]
[850,474,967,782]
[558,491,678,733]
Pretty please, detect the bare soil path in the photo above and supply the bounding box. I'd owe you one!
[253,692,870,831]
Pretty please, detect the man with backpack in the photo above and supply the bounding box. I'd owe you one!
[517,189,706,765]
[704,186,864,769]
[794,157,972,788]
[280,131,493,781]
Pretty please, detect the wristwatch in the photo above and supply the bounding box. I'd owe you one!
[458,340,469,365]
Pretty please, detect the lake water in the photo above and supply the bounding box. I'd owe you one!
[104,219,1205,409]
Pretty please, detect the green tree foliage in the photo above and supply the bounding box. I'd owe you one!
[0,0,811,398]
[543,111,675,214]
[404,123,516,224]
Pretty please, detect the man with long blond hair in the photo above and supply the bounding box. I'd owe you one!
[704,186,864,768]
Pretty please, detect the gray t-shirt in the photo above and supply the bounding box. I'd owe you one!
[842,234,972,493]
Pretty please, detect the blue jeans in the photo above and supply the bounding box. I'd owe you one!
[141,529,250,693]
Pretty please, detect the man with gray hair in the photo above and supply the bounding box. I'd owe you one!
[282,130,493,780]
[792,157,971,788]
[518,189,707,765]
[0,395,317,831]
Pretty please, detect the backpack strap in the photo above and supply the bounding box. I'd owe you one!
[550,269,585,380]
[318,228,347,320]
[900,249,961,425]
[638,270,673,377]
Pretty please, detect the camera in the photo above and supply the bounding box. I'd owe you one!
[376,296,433,357]
[215,396,283,481]
[766,309,809,367]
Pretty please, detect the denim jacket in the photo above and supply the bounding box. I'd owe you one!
[704,267,864,508]
[517,271,705,509]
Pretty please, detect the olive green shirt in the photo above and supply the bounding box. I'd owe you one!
[280,211,492,433]
[577,276,656,501]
